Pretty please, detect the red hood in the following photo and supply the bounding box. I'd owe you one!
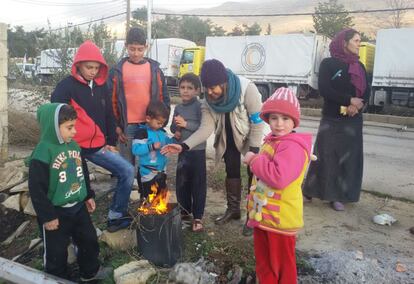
[264,132,312,157]
[71,40,108,86]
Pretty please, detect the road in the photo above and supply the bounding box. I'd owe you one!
[203,116,414,201]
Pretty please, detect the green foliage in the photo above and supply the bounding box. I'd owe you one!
[8,26,46,58]
[179,17,213,45]
[243,22,262,36]
[313,0,354,38]
[228,25,244,36]
[131,6,148,29]
[266,23,272,35]
[152,15,181,38]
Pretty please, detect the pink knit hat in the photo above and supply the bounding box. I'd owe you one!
[260,87,301,127]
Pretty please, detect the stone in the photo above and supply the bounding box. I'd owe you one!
[4,159,25,169]
[100,229,137,251]
[29,238,42,249]
[169,262,216,284]
[9,181,29,193]
[129,190,140,202]
[2,194,21,211]
[23,198,36,216]
[114,260,156,284]
[2,220,30,245]
[0,192,8,203]
[0,167,21,191]
[19,192,29,210]
[93,166,111,175]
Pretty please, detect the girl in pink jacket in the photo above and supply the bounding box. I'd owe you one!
[244,87,312,284]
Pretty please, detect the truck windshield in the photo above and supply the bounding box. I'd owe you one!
[180,50,194,64]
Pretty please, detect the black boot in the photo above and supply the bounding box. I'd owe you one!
[215,178,241,225]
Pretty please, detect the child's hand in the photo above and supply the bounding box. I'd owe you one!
[174,131,182,140]
[243,151,256,165]
[116,126,128,144]
[152,142,161,150]
[161,144,183,155]
[85,198,96,213]
[174,115,187,128]
[44,218,59,231]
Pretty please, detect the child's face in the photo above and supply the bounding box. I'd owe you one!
[268,113,294,137]
[77,61,100,81]
[59,119,77,143]
[146,115,166,131]
[126,43,147,64]
[179,81,199,103]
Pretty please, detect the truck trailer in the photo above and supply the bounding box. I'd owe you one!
[370,28,414,111]
[179,33,331,100]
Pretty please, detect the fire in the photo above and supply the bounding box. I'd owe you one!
[138,183,170,215]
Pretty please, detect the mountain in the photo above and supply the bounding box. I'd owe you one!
[156,0,414,38]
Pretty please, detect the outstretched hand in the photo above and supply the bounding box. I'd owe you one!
[160,144,183,155]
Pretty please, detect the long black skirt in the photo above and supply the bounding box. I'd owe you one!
[303,115,364,202]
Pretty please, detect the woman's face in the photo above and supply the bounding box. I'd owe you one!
[206,84,224,101]
[344,33,361,56]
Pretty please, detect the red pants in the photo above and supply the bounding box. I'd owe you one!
[254,228,297,284]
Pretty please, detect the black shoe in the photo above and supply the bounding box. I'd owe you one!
[107,215,132,233]
[242,223,253,237]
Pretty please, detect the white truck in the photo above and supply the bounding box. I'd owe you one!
[204,33,331,100]
[370,28,414,111]
[34,48,76,82]
[148,38,196,86]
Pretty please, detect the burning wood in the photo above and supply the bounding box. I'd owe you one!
[138,183,170,215]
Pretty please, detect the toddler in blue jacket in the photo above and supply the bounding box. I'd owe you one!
[132,101,173,199]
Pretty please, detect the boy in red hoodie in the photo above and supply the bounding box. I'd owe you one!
[51,40,135,232]
[244,87,312,284]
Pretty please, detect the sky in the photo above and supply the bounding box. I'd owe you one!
[1,0,252,32]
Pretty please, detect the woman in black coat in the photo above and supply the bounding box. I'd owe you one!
[303,28,370,211]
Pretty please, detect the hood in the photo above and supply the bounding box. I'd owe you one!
[71,40,108,86]
[37,103,66,145]
[264,132,312,157]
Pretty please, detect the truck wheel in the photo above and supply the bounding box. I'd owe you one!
[257,85,269,102]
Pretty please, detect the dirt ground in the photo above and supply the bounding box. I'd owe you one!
[1,146,414,283]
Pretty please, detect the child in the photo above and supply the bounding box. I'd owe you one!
[170,73,206,232]
[109,27,170,169]
[51,40,135,233]
[132,101,172,199]
[28,103,111,282]
[243,87,312,284]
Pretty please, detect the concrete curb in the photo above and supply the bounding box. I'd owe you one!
[302,108,414,128]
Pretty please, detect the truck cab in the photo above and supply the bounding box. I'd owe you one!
[179,46,205,78]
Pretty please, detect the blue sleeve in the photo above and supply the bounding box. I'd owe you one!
[132,128,151,156]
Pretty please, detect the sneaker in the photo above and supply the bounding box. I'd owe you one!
[107,214,133,233]
[331,201,345,211]
[80,266,112,282]
[303,194,312,203]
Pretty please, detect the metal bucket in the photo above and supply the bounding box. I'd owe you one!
[136,203,183,267]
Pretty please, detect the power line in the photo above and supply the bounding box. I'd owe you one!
[152,7,414,17]
[13,0,122,6]
[48,11,126,31]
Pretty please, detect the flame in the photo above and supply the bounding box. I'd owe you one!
[138,183,170,215]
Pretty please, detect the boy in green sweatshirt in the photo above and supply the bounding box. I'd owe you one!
[28,103,110,282]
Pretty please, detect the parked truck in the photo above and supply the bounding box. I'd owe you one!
[370,28,414,111]
[34,48,76,83]
[179,33,331,100]
[147,38,196,86]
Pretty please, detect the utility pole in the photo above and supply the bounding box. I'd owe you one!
[147,0,152,55]
[126,0,131,38]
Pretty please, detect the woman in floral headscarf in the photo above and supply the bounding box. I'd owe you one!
[303,28,370,211]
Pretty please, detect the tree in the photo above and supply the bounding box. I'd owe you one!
[313,0,354,38]
[387,0,409,28]
[211,24,226,36]
[153,15,181,38]
[131,7,148,29]
[179,17,212,45]
[244,22,262,35]
[228,25,244,36]
[266,23,272,35]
